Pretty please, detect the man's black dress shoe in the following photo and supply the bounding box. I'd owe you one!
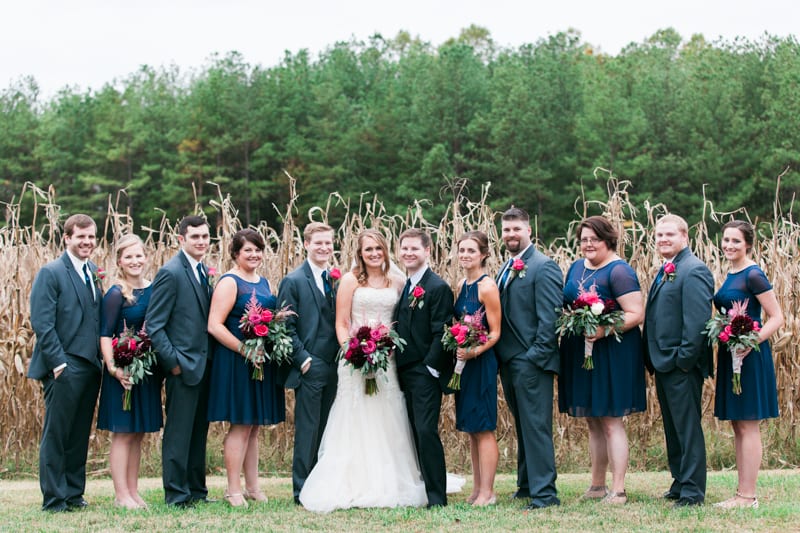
[662,491,680,501]
[67,498,89,509]
[171,500,196,509]
[673,497,703,507]
[44,505,72,513]
[524,499,560,510]
[511,489,531,499]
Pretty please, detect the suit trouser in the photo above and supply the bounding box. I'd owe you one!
[655,367,707,500]
[500,355,559,506]
[39,355,101,511]
[398,363,447,506]
[292,356,338,499]
[163,366,210,505]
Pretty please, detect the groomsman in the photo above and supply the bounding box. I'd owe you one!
[146,215,213,507]
[643,214,714,507]
[29,214,102,512]
[279,222,340,504]
[394,228,454,507]
[493,207,563,510]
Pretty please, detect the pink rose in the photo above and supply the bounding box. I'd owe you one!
[363,340,377,354]
[129,338,137,351]
[260,309,274,323]
[478,334,488,344]
[512,259,525,271]
[207,267,217,276]
[718,331,730,343]
[248,312,262,325]
[370,328,383,341]
[412,286,425,298]
[463,315,473,324]
[111,338,119,348]
[377,324,390,337]
[449,324,462,337]
[753,321,761,331]
[329,268,341,280]
[455,333,467,345]
[349,337,360,349]
[724,325,732,334]
[663,262,676,274]
[96,268,106,280]
[253,324,269,337]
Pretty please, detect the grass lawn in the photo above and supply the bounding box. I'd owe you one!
[1,470,798,532]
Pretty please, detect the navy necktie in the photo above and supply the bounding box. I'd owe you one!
[498,259,513,291]
[196,263,207,287]
[401,278,412,302]
[82,264,94,297]
[322,270,332,296]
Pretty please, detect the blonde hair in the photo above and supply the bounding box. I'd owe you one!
[353,229,391,286]
[112,234,147,302]
[656,214,689,235]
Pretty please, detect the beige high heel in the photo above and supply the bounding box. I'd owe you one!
[224,491,248,508]
[243,488,268,503]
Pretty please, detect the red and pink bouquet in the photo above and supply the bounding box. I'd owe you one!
[111,321,157,411]
[555,284,625,370]
[238,290,297,380]
[703,299,761,394]
[339,322,406,395]
[441,309,490,390]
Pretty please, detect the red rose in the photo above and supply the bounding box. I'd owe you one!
[260,309,274,323]
[663,262,676,274]
[97,268,106,280]
[207,267,217,276]
[329,268,341,280]
[253,324,269,337]
[512,259,525,271]
[412,286,425,298]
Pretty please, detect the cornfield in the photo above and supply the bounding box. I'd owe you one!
[1,172,798,478]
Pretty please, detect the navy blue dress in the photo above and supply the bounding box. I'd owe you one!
[558,259,646,417]
[208,274,286,425]
[713,265,779,421]
[97,285,163,433]
[454,275,498,433]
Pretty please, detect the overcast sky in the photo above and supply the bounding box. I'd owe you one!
[2,0,797,98]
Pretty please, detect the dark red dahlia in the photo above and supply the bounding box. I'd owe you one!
[730,314,754,336]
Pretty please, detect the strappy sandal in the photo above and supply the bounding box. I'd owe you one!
[243,488,268,503]
[582,485,608,499]
[602,491,628,505]
[714,491,759,509]
[224,491,248,508]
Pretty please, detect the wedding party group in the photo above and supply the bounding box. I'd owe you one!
[27,207,783,514]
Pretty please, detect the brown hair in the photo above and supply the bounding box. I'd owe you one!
[722,220,754,253]
[501,206,530,223]
[178,215,208,236]
[230,229,265,259]
[578,216,618,251]
[398,228,431,249]
[63,214,96,237]
[458,231,490,267]
[353,229,391,286]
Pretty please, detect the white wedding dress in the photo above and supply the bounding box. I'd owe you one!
[299,287,427,512]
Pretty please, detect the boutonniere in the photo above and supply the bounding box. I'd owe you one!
[329,268,341,289]
[663,262,676,282]
[92,267,106,286]
[207,267,218,288]
[510,258,527,279]
[409,285,425,309]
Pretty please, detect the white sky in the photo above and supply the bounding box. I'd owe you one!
[1,0,797,98]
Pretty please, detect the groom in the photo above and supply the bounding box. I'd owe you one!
[494,207,563,510]
[278,222,340,504]
[394,228,454,507]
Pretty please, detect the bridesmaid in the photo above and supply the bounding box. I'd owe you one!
[713,220,783,509]
[207,229,285,507]
[453,231,501,506]
[97,234,162,509]
[557,216,646,505]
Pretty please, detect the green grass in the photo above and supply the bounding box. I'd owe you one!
[1,471,798,532]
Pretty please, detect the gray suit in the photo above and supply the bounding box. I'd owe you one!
[146,251,212,505]
[643,246,713,502]
[494,246,563,508]
[29,252,102,511]
[278,260,339,501]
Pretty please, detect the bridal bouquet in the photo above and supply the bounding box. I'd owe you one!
[238,290,297,380]
[111,321,157,411]
[339,322,406,395]
[555,285,625,370]
[441,309,489,390]
[702,299,761,394]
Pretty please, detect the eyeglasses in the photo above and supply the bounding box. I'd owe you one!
[579,237,602,245]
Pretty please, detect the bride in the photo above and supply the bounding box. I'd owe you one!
[299,229,427,512]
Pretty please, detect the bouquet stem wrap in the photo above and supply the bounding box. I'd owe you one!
[583,337,595,370]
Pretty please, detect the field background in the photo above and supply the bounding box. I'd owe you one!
[0,175,798,478]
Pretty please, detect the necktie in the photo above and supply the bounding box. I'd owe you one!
[322,270,332,296]
[196,263,207,287]
[498,259,513,291]
[401,278,412,302]
[82,264,94,297]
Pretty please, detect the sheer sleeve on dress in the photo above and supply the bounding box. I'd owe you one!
[100,285,124,337]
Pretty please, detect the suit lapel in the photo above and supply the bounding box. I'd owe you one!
[503,245,534,293]
[180,254,210,313]
[62,253,93,309]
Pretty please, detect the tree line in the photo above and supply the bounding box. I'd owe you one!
[1,26,798,240]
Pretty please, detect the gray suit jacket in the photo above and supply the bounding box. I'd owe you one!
[494,246,563,374]
[643,247,714,376]
[28,253,102,380]
[277,260,338,389]
[146,252,212,386]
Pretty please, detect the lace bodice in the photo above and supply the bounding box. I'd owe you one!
[350,287,398,328]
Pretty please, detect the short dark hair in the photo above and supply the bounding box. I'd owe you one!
[178,215,208,236]
[722,220,755,252]
[578,216,618,251]
[63,214,96,237]
[501,206,530,223]
[230,229,265,259]
[458,231,490,266]
[398,228,431,249]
